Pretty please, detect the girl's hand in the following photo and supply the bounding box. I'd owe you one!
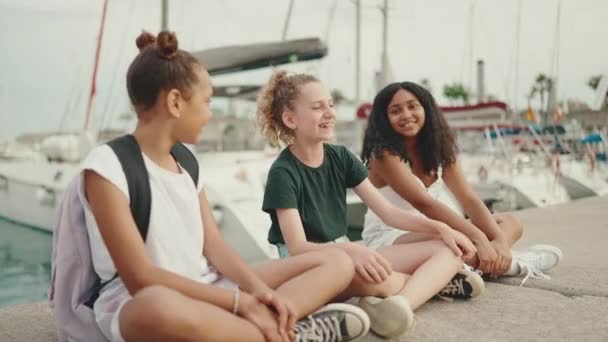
[239,293,286,342]
[250,286,298,341]
[347,244,393,284]
[437,223,477,258]
[490,238,512,276]
[473,235,499,274]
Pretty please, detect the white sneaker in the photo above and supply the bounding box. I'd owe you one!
[356,296,414,338]
[504,244,563,286]
[294,303,370,342]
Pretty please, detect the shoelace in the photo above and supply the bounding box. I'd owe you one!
[294,314,343,342]
[516,261,551,287]
[440,278,466,296]
[464,264,484,277]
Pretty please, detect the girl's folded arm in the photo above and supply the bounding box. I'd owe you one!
[84,170,236,311]
[377,153,487,242]
[442,160,504,241]
[199,190,268,293]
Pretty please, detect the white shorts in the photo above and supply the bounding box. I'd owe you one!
[110,273,237,342]
[363,229,407,250]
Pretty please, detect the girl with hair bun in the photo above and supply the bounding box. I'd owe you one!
[74,31,370,342]
[258,71,484,338]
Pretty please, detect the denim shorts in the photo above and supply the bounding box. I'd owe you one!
[274,235,350,259]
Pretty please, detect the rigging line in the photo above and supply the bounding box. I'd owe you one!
[57,44,85,132]
[282,0,295,40]
[83,0,108,131]
[101,0,136,131]
[323,0,338,43]
[550,0,562,80]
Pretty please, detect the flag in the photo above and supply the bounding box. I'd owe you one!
[526,105,537,123]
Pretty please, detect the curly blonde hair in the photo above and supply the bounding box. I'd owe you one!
[256,70,319,146]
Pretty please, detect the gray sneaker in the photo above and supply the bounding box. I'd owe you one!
[294,303,370,342]
[356,296,414,338]
[437,267,485,300]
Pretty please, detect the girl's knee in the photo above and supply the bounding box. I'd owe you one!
[500,213,524,240]
[427,239,456,255]
[322,248,356,278]
[121,286,190,339]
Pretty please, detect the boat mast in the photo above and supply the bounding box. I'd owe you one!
[355,0,361,103]
[161,0,169,30]
[375,0,390,93]
[83,0,108,131]
[513,0,522,121]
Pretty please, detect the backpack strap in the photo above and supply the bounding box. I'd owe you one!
[170,142,199,187]
[107,134,152,239]
[84,135,151,308]
[84,135,199,308]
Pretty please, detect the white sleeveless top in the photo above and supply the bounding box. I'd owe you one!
[78,145,216,340]
[362,164,463,249]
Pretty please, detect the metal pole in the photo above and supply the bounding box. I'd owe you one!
[161,0,169,31]
[377,0,388,91]
[513,0,522,120]
[382,0,388,72]
[477,59,485,104]
[355,0,361,102]
[282,0,295,40]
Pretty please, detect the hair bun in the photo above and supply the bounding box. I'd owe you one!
[157,31,178,59]
[136,31,156,51]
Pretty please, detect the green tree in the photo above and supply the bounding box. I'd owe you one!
[419,78,431,92]
[443,83,470,105]
[331,89,347,105]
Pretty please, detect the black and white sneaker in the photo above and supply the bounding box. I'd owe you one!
[437,266,485,300]
[294,303,370,342]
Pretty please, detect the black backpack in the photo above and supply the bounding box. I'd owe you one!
[84,134,199,307]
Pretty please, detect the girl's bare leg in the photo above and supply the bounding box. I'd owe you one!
[377,240,462,309]
[252,248,355,317]
[493,212,524,246]
[339,240,461,310]
[119,286,265,342]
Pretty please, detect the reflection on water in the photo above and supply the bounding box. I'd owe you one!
[0,218,52,307]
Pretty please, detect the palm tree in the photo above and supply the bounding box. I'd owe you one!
[587,75,602,91]
[529,73,552,113]
[419,78,432,93]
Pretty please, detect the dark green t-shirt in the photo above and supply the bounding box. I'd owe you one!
[263,144,368,245]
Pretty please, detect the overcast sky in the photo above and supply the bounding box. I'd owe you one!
[1,0,607,140]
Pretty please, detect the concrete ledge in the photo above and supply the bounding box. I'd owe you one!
[0,301,56,342]
[1,196,607,341]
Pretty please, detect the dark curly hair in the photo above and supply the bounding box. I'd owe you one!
[361,81,457,176]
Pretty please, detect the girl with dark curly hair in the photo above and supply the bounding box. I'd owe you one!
[361,81,562,281]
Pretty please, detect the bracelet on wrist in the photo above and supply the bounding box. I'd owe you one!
[232,287,240,315]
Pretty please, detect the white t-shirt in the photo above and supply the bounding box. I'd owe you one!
[362,165,463,249]
[77,145,217,340]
